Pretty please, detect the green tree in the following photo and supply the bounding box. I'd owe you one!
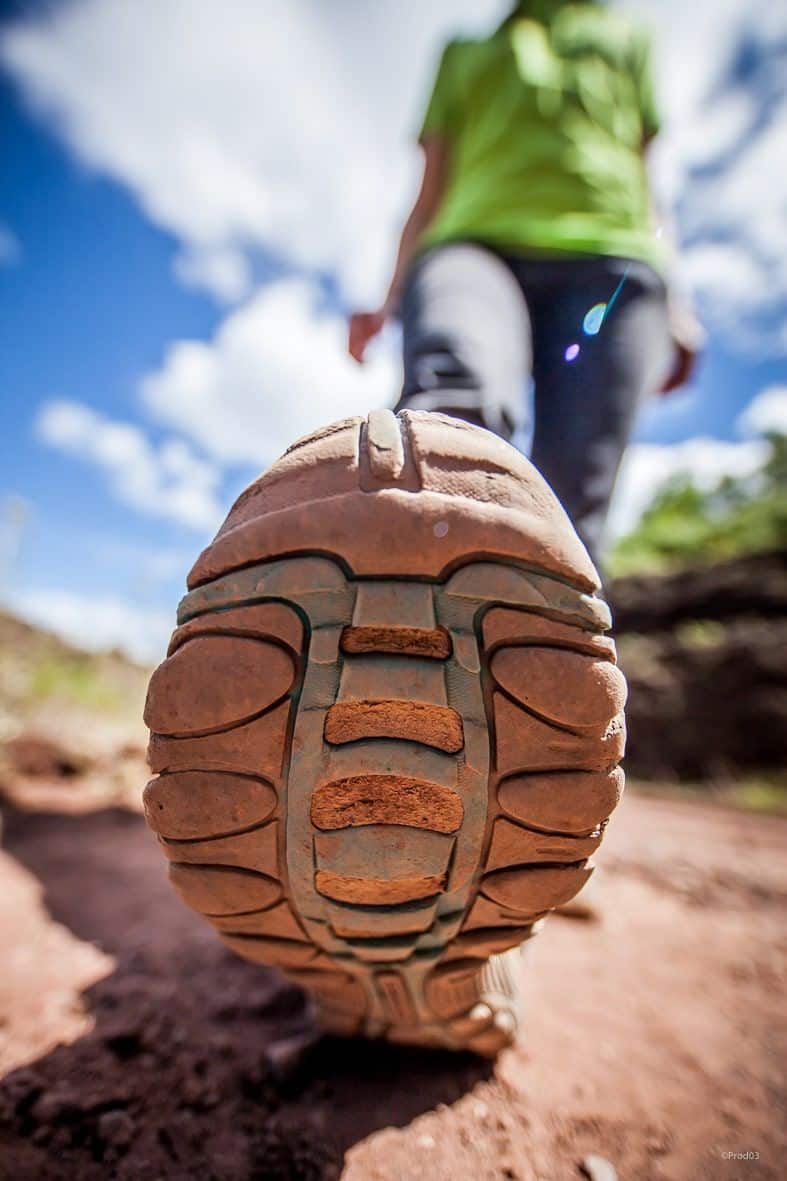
[607,433,787,576]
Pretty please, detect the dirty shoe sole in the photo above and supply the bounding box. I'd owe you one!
[144,410,626,1056]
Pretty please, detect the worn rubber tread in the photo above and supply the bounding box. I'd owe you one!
[144,410,625,1055]
[143,770,277,839]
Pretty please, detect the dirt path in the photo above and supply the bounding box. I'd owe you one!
[0,790,784,1180]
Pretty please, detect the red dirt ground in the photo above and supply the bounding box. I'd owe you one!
[0,790,785,1180]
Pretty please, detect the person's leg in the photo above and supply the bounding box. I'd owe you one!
[396,242,531,439]
[519,258,673,565]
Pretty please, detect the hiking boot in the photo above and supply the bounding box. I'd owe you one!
[143,410,626,1056]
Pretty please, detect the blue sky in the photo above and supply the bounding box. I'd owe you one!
[1,0,785,660]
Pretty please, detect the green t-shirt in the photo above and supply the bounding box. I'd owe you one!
[418,0,665,271]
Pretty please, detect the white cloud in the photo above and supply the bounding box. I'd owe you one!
[679,106,787,352]
[0,0,505,305]
[0,223,21,265]
[0,495,32,575]
[3,0,784,347]
[624,0,787,353]
[4,0,786,578]
[173,244,253,304]
[681,241,762,300]
[679,240,787,355]
[606,435,771,541]
[141,277,397,465]
[6,587,171,663]
[35,400,224,530]
[737,384,787,437]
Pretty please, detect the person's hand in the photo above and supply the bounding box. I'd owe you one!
[658,300,705,395]
[659,339,697,394]
[348,310,386,363]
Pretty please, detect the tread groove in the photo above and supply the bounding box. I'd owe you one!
[148,691,292,742]
[159,817,281,845]
[167,861,280,883]
[490,684,607,739]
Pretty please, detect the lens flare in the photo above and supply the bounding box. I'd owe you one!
[564,343,580,362]
[582,302,607,336]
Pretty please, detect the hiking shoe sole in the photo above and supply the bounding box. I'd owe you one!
[143,410,626,1055]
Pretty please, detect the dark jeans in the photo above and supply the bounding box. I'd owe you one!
[396,242,673,563]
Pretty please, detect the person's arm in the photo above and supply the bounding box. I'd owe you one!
[647,164,705,395]
[634,31,704,394]
[660,284,706,394]
[348,135,449,363]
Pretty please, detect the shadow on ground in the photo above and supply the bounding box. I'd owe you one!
[0,806,491,1180]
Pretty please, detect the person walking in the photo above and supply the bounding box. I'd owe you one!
[145,1,703,1056]
[349,0,702,564]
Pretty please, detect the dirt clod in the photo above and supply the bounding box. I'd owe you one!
[97,1108,134,1149]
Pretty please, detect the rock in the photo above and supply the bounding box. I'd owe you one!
[580,1154,617,1181]
[609,550,787,633]
[4,734,85,779]
[618,618,787,778]
[609,552,787,779]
